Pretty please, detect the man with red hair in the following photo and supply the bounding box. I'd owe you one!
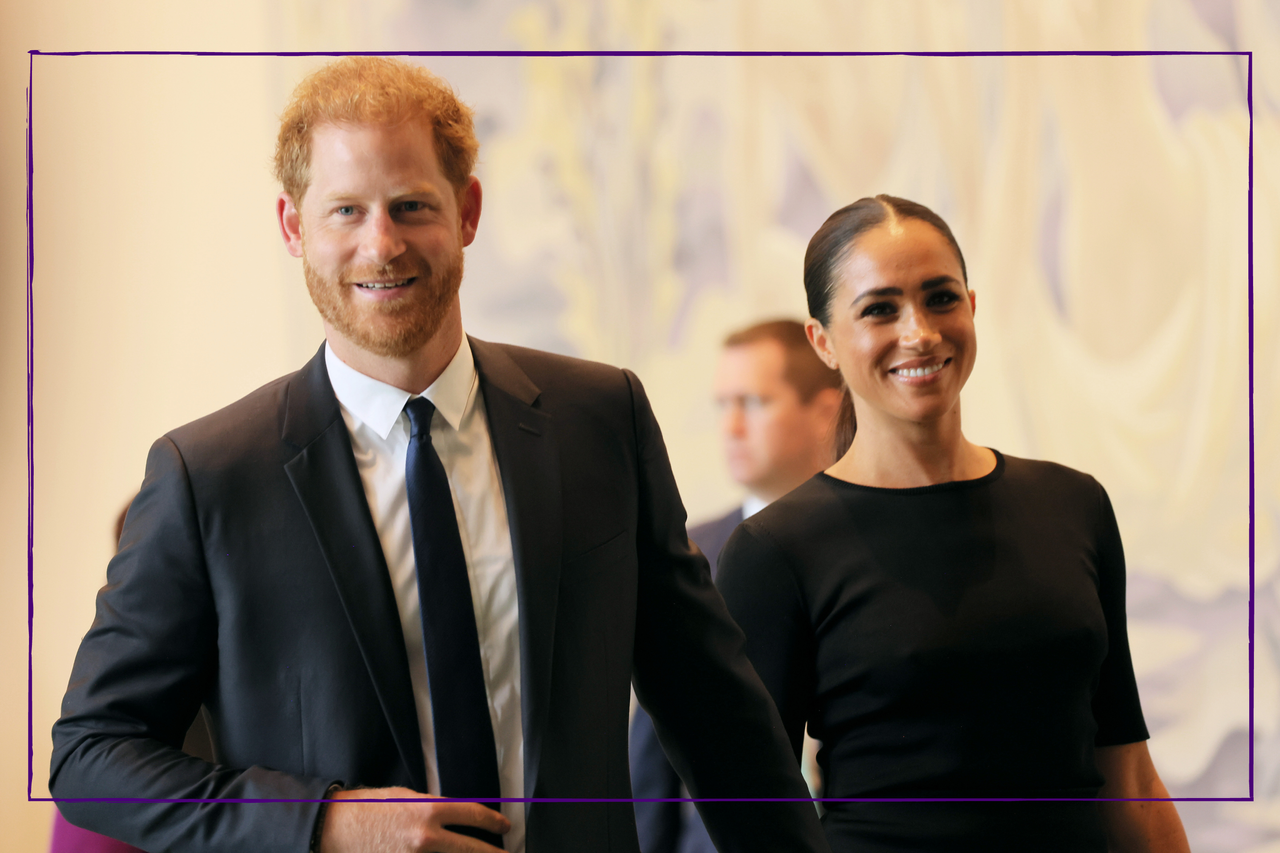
[51,57,827,853]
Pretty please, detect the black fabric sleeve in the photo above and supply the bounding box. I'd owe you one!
[1089,480,1151,747]
[50,437,336,853]
[623,371,829,853]
[716,523,817,762]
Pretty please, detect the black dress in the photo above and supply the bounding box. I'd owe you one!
[716,451,1148,852]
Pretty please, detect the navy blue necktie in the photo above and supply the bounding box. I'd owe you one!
[404,397,504,847]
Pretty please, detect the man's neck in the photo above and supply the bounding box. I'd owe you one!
[324,314,464,395]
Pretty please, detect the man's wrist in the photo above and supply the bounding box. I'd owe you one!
[309,782,345,853]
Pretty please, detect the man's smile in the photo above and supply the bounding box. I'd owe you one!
[355,277,416,290]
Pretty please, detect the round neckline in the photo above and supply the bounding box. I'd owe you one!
[816,448,1005,494]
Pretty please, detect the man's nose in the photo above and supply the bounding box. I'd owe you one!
[360,210,406,265]
[721,404,746,437]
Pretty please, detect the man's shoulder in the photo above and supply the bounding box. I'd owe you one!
[689,507,744,546]
[689,507,745,577]
[163,350,329,467]
[473,338,631,390]
[471,338,644,422]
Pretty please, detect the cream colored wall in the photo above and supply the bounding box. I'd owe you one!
[4,2,1277,851]
[27,53,324,799]
[2,6,309,849]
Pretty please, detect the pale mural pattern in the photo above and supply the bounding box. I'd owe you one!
[26,0,1279,851]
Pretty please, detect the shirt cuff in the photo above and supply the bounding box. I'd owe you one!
[309,782,345,853]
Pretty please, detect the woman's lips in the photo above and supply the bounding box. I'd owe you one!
[889,358,951,381]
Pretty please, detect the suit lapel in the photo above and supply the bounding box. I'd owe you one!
[470,337,563,801]
[281,345,428,791]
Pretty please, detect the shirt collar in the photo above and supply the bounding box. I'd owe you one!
[325,336,478,439]
[742,494,769,520]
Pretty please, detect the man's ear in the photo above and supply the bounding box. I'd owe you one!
[277,192,304,258]
[458,176,482,248]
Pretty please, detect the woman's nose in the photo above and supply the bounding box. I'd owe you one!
[900,310,942,349]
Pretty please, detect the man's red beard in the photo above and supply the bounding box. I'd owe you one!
[302,246,464,359]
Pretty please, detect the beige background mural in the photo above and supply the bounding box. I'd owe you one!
[3,0,1276,850]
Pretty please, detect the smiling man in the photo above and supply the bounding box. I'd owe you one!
[50,58,828,853]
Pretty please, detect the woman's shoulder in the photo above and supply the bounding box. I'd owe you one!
[998,452,1105,496]
[717,478,845,598]
[729,476,851,558]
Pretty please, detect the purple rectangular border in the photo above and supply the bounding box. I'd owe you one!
[26,48,1256,806]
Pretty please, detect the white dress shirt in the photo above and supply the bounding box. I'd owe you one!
[742,494,769,520]
[326,338,525,852]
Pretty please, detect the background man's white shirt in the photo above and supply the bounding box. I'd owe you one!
[742,494,768,520]
[326,339,525,852]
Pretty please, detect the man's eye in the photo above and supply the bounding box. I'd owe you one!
[337,205,355,216]
[400,201,425,212]
[743,395,767,412]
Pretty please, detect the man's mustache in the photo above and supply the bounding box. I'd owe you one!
[340,257,432,284]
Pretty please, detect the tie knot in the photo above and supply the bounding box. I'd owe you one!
[404,397,437,438]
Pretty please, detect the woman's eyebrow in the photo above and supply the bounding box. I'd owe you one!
[851,274,962,307]
[851,286,903,306]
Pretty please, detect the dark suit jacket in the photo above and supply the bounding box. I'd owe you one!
[50,341,826,853]
[688,510,745,582]
[631,508,746,853]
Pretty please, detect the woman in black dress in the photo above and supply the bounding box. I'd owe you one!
[716,195,1189,852]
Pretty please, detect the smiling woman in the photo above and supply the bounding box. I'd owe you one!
[715,195,1192,852]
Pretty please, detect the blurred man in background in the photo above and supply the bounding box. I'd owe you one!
[630,319,843,853]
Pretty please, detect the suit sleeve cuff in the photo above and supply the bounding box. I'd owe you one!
[309,782,345,853]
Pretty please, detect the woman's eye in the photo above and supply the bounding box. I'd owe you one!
[928,291,961,308]
[861,301,896,318]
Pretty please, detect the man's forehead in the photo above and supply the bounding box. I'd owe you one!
[307,117,437,159]
[717,341,789,384]
[722,339,787,366]
[304,120,448,193]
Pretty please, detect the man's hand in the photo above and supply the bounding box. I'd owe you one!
[318,787,510,853]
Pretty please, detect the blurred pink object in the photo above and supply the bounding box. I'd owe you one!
[50,810,145,853]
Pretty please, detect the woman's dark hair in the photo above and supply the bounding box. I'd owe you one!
[803,195,967,457]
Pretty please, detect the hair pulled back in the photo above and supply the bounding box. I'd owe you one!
[803,195,967,456]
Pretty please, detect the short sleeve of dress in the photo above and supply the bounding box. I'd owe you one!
[1090,480,1151,746]
[717,522,817,762]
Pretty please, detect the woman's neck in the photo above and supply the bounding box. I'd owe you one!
[826,405,995,488]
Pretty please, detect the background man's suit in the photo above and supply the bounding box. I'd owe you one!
[631,508,744,853]
[51,340,826,853]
